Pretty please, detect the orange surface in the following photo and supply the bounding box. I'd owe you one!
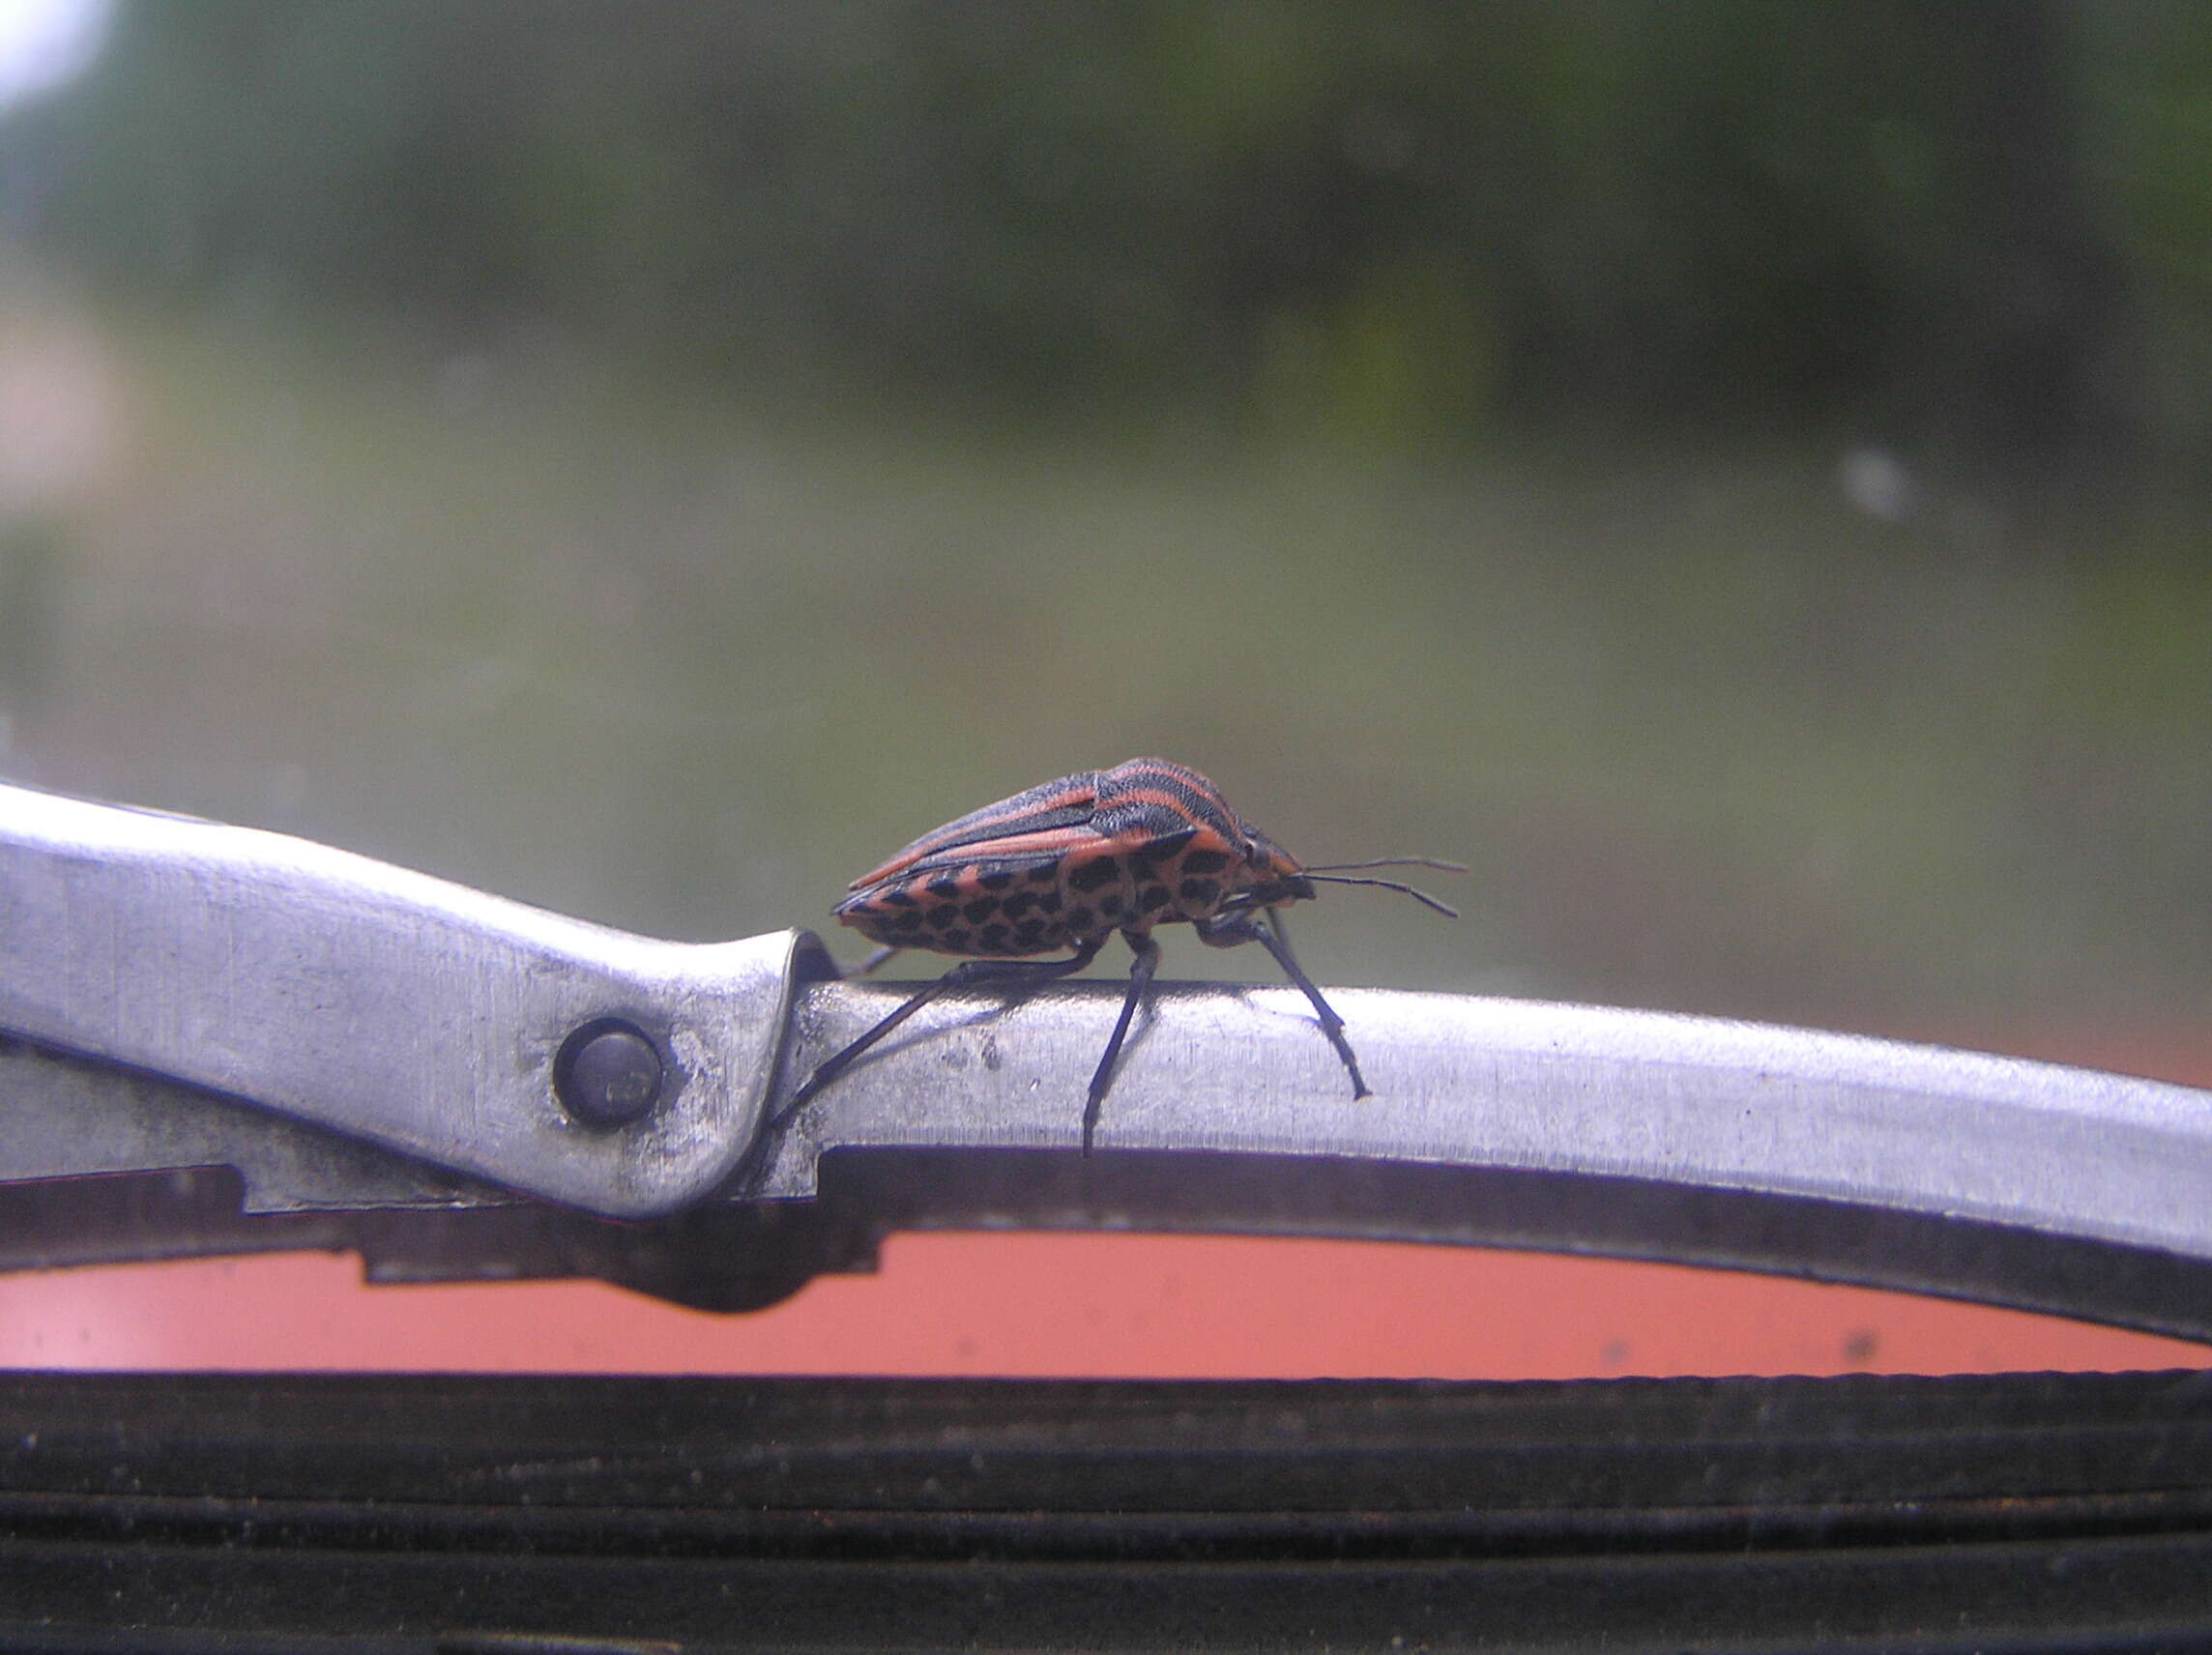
[1,1029,2204,1379]
[0,1235,2201,1378]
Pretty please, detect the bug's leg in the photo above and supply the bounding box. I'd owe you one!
[1082,928,1160,1157]
[850,945,900,978]
[1194,911,1370,1098]
[773,937,1106,1129]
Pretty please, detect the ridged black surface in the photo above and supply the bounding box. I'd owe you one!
[0,1368,2207,1651]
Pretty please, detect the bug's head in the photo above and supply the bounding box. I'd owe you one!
[1230,823,1319,910]
[1236,828,1469,921]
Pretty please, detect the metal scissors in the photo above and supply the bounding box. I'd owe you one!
[1,778,2207,1339]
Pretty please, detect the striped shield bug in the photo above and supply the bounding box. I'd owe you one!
[774,757,1462,1152]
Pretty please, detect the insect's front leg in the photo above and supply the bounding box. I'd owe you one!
[1193,910,1370,1099]
[773,937,1106,1130]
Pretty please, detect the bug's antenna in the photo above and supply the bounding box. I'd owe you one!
[1303,857,1469,875]
[1303,872,1460,919]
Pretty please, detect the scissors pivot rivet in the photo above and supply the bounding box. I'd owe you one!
[553,1019,665,1128]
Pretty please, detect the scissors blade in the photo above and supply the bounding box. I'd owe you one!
[746,972,2212,1339]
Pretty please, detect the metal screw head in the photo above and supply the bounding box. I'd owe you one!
[554,1020,665,1128]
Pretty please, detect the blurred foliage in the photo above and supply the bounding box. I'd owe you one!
[0,0,2207,1039]
[10,305,2207,1030]
[8,0,2211,466]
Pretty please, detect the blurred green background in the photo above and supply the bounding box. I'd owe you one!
[1,0,2207,1041]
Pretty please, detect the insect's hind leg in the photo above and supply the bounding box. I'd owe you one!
[1082,929,1160,1156]
[1193,910,1370,1098]
[772,938,1106,1130]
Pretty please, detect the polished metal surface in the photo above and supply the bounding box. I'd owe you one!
[0,783,818,1216]
[3,779,2209,1333]
[757,976,2212,1267]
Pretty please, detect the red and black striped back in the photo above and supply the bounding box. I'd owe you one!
[851,768,1106,888]
[834,758,1295,958]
